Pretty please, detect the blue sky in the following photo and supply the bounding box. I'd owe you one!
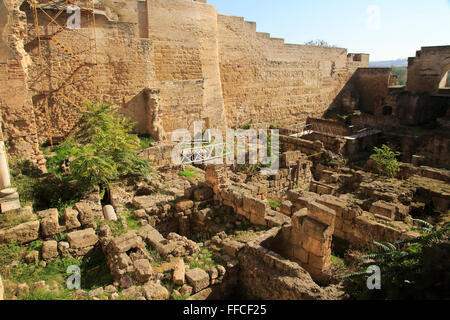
[209,0,450,61]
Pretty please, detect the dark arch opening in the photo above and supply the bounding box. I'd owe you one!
[382,106,393,116]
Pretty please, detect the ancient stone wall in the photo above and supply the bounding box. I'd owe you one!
[217,14,368,128]
[1,0,369,162]
[353,68,392,114]
[0,0,43,166]
[146,0,227,132]
[407,46,450,95]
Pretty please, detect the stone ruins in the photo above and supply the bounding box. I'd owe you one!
[0,0,449,300]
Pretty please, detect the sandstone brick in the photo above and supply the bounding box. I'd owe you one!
[308,253,330,270]
[293,247,309,264]
[67,228,98,249]
[308,202,336,226]
[185,268,210,293]
[64,208,81,231]
[134,259,154,283]
[74,202,96,228]
[0,221,40,244]
[142,282,169,300]
[222,240,244,257]
[280,200,294,216]
[302,235,330,257]
[193,187,213,201]
[173,258,186,286]
[370,201,396,220]
[109,231,145,253]
[302,217,332,242]
[138,225,165,247]
[38,208,61,237]
[175,200,194,212]
[291,208,308,230]
[41,240,58,260]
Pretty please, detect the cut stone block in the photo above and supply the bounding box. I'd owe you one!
[67,228,98,249]
[185,268,210,293]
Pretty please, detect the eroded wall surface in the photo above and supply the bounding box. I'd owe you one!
[0,0,42,166]
[1,0,368,162]
[217,14,368,127]
[407,46,450,95]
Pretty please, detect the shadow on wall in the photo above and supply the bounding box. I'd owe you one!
[120,88,166,141]
[323,67,449,127]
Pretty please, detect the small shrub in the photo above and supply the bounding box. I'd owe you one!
[370,145,401,178]
[48,102,152,192]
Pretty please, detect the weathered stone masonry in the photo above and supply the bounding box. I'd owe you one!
[0,0,368,163]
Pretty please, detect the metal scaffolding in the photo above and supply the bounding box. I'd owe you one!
[28,0,99,146]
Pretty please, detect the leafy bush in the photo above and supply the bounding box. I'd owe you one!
[341,220,450,300]
[370,145,401,178]
[49,102,151,191]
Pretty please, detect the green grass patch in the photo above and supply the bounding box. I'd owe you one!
[0,210,35,229]
[189,247,224,270]
[123,211,140,230]
[0,242,113,300]
[172,291,191,300]
[331,255,346,267]
[269,199,281,209]
[138,135,156,149]
[178,167,200,179]
[146,248,165,267]
[240,120,254,130]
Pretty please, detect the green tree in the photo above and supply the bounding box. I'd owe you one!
[49,102,151,191]
[370,145,401,178]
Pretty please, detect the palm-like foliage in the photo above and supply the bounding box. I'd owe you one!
[341,220,450,299]
[49,102,151,191]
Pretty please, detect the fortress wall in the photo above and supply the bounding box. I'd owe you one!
[21,3,155,142]
[147,0,226,132]
[353,68,392,114]
[1,0,369,162]
[18,0,226,142]
[407,46,450,95]
[217,14,368,128]
[0,0,42,165]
